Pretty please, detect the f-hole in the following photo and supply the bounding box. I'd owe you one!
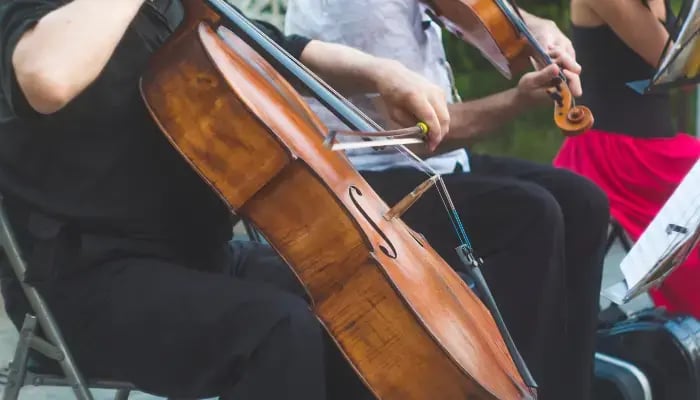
[349,186,397,259]
[407,228,426,248]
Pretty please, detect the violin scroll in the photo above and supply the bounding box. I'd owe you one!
[548,82,593,136]
[422,0,595,137]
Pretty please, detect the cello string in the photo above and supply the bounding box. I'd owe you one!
[392,145,473,247]
[211,0,478,250]
[214,1,535,389]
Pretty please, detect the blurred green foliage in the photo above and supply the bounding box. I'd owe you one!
[443,0,695,163]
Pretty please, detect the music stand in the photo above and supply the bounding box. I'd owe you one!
[627,0,700,94]
[602,159,700,305]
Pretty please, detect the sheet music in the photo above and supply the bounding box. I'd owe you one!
[620,159,700,290]
[627,0,700,93]
[653,0,700,84]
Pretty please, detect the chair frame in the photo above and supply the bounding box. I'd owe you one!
[594,352,652,400]
[5,206,634,399]
[605,219,633,255]
[0,195,134,400]
[0,198,265,399]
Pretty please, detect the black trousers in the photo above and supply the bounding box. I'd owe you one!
[0,219,370,399]
[0,152,608,400]
[361,153,609,400]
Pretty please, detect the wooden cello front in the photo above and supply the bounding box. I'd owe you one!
[140,1,535,398]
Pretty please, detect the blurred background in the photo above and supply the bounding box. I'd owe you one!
[231,0,699,163]
[0,1,692,399]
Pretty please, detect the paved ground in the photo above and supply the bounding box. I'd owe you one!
[0,227,651,399]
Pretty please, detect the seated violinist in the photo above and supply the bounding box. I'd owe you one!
[0,1,453,399]
[285,1,610,399]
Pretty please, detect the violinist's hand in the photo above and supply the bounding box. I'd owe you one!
[518,10,582,96]
[548,49,582,97]
[520,10,575,59]
[298,40,449,151]
[516,64,561,104]
[521,49,583,101]
[373,60,451,152]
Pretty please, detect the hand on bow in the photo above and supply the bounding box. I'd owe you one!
[373,60,451,152]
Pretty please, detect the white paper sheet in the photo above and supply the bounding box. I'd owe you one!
[619,159,700,290]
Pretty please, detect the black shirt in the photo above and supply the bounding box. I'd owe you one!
[571,0,676,138]
[0,1,311,254]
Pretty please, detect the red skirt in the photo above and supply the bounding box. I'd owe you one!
[553,129,700,318]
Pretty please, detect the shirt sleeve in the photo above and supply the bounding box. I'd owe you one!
[0,0,61,121]
[285,0,425,71]
[219,3,312,60]
[251,19,312,60]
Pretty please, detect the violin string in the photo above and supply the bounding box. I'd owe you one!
[499,0,578,107]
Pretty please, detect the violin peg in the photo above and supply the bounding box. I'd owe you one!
[557,105,594,136]
[552,83,594,136]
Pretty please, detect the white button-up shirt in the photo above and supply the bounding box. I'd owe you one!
[284,0,470,173]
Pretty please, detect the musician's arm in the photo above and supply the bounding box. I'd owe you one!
[579,0,669,67]
[297,41,405,94]
[5,0,146,115]
[446,89,527,144]
[518,8,576,59]
[514,8,582,96]
[246,13,449,148]
[299,40,451,151]
[244,19,376,94]
[246,19,410,96]
[446,64,557,144]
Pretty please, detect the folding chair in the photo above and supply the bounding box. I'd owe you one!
[605,219,633,255]
[594,352,652,400]
[0,194,135,400]
[0,208,268,399]
[241,220,265,243]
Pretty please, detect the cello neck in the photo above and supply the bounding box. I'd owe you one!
[195,0,382,134]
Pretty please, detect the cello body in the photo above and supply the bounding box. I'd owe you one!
[139,1,534,399]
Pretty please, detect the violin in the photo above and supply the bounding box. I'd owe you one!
[140,0,536,398]
[422,0,594,136]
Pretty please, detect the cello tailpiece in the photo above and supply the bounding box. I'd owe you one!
[384,176,438,221]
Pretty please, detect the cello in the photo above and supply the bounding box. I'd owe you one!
[421,0,594,136]
[139,0,535,399]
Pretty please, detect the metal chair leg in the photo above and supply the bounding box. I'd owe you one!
[113,388,131,400]
[0,200,93,400]
[594,352,652,400]
[34,304,93,400]
[606,220,633,254]
[242,220,264,243]
[2,314,36,400]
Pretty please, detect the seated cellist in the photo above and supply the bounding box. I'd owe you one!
[285,1,610,399]
[0,1,453,399]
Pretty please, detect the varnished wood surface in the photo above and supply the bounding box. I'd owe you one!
[551,84,595,136]
[422,0,594,136]
[140,1,534,398]
[422,0,531,78]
